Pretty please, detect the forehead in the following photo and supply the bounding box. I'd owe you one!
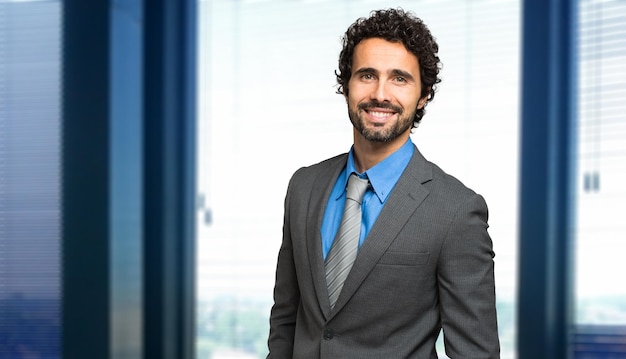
[351,37,420,73]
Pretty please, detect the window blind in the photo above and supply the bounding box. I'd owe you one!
[575,0,626,326]
[0,1,62,358]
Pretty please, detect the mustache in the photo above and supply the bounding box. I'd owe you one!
[357,101,403,114]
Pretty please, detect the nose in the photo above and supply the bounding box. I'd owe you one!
[370,80,391,103]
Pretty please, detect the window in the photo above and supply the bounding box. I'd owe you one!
[575,0,626,326]
[572,1,626,356]
[196,1,519,357]
[0,1,62,358]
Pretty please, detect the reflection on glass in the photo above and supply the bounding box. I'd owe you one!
[196,1,519,357]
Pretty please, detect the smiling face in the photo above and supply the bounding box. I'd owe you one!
[346,37,427,145]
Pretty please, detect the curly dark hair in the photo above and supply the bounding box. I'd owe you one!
[336,8,442,125]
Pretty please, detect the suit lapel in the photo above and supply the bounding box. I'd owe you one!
[329,147,433,316]
[305,155,347,319]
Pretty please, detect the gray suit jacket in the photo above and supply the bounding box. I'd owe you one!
[268,146,500,358]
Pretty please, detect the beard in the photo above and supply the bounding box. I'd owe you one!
[348,101,416,143]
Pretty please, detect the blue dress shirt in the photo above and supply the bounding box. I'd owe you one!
[321,139,414,260]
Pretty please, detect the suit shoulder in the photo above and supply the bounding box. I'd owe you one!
[288,153,347,189]
[420,161,489,224]
[291,153,347,179]
[426,161,480,201]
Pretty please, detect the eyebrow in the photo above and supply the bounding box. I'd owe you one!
[390,69,415,82]
[353,67,415,82]
[353,67,378,76]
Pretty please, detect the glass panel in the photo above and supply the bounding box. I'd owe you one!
[0,1,63,358]
[196,1,519,357]
[575,0,626,325]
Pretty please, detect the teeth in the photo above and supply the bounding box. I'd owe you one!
[369,111,393,118]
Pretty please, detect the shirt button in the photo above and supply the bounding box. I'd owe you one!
[323,328,334,340]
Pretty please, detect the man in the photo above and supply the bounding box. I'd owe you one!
[268,8,499,358]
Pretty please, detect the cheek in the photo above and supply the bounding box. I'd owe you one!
[398,90,422,109]
[346,92,361,109]
[347,81,373,101]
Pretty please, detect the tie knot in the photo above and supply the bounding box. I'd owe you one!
[346,174,369,204]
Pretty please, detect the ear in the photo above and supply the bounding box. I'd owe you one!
[417,96,428,109]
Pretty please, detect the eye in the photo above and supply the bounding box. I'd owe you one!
[394,76,407,83]
[360,73,375,80]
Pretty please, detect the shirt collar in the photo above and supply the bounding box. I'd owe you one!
[341,138,415,203]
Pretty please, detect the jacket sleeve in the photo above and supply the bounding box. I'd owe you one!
[267,173,300,358]
[437,193,500,358]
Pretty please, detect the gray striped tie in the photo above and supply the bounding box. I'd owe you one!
[325,173,370,309]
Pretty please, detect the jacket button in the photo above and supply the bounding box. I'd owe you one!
[323,328,334,340]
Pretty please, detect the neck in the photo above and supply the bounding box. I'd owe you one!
[352,130,410,173]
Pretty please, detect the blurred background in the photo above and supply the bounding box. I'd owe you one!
[1,0,625,358]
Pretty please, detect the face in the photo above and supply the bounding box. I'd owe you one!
[346,37,426,143]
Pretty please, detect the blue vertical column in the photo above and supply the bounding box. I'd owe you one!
[63,1,112,358]
[63,0,145,357]
[110,0,144,357]
[142,0,197,358]
[517,0,577,358]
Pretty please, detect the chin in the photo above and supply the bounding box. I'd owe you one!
[360,130,398,143]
